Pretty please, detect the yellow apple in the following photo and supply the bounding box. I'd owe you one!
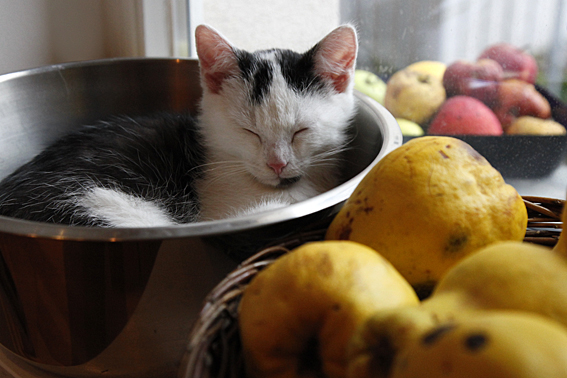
[406,60,447,81]
[385,68,446,125]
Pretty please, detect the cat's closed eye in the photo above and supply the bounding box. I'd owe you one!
[244,128,262,142]
[292,128,309,143]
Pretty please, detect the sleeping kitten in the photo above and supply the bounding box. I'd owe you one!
[0,24,358,227]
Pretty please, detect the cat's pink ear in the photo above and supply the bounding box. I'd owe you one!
[313,25,358,93]
[195,25,240,94]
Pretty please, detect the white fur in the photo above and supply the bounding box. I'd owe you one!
[196,78,355,220]
[78,187,175,227]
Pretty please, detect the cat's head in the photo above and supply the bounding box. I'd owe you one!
[195,24,358,190]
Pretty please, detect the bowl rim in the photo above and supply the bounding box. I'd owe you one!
[0,56,194,83]
[0,58,402,241]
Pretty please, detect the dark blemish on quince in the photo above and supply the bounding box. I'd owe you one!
[417,73,431,84]
[464,333,489,352]
[445,233,469,254]
[422,324,457,346]
[439,150,450,159]
[338,226,351,240]
[337,217,354,240]
[317,253,334,276]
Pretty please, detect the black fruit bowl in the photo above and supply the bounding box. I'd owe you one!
[404,85,567,179]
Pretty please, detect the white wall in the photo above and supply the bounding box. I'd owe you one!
[0,1,53,74]
[202,0,340,52]
[47,0,106,64]
[0,0,340,76]
[0,0,142,75]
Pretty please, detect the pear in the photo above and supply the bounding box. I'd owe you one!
[326,137,527,292]
[507,116,566,135]
[347,241,567,378]
[390,312,567,378]
[490,79,551,130]
[423,241,567,322]
[238,241,418,378]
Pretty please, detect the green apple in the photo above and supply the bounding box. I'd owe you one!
[396,118,424,136]
[354,69,387,105]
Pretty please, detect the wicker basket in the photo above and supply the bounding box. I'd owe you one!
[178,196,564,378]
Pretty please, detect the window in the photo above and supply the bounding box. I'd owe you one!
[174,0,567,198]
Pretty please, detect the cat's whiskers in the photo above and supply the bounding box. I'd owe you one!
[197,160,250,191]
[301,144,351,170]
[200,170,249,192]
[187,159,244,174]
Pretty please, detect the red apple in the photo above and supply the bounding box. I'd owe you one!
[490,79,551,130]
[478,43,538,84]
[428,96,503,136]
[443,59,503,104]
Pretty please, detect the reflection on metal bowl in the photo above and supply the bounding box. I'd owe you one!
[0,58,401,377]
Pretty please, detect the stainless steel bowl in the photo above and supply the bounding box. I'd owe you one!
[0,58,401,377]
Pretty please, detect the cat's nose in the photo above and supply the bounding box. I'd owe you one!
[268,161,287,175]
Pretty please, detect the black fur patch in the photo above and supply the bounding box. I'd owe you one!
[236,50,274,105]
[276,48,325,94]
[0,113,204,226]
[236,46,325,105]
